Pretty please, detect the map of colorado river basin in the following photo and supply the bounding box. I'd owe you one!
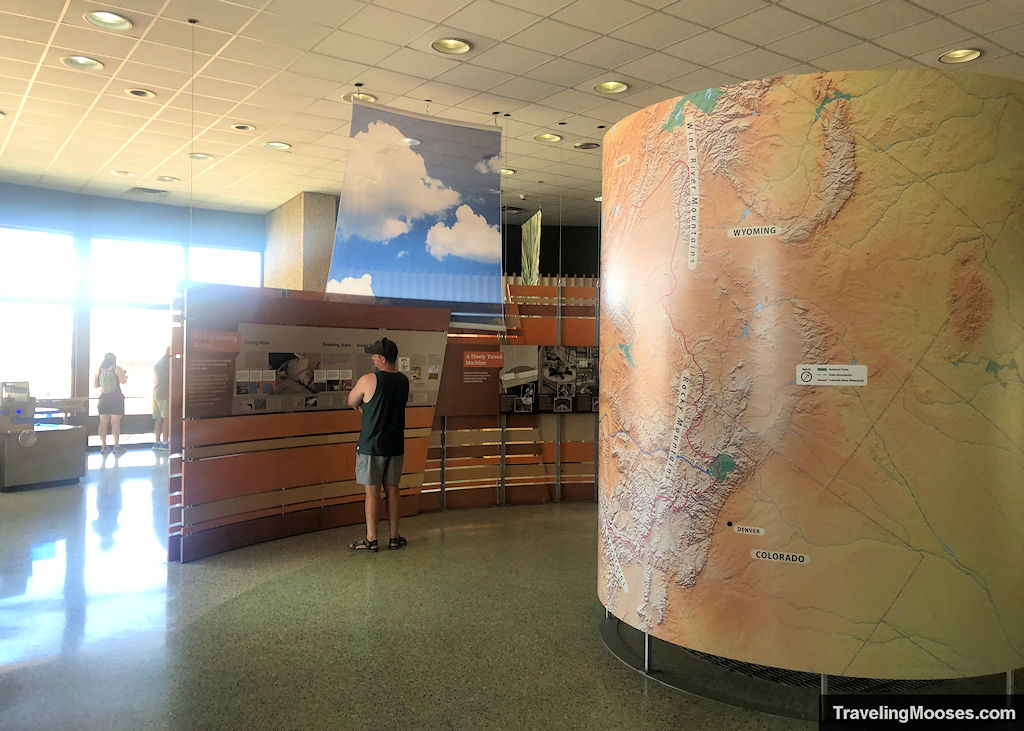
[598,69,1024,678]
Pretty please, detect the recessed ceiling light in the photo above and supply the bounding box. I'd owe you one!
[594,196,603,202]
[84,11,133,31]
[156,175,180,183]
[61,55,104,71]
[594,80,629,94]
[343,91,377,103]
[500,168,516,176]
[431,38,472,55]
[0,111,6,120]
[534,133,562,143]
[111,170,135,177]
[573,141,600,150]
[186,152,215,160]
[938,48,982,64]
[125,88,156,98]
[263,141,292,150]
[403,137,421,146]
[231,123,256,131]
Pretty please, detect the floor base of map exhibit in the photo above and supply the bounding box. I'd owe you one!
[599,613,1013,721]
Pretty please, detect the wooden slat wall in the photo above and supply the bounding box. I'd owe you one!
[422,412,596,507]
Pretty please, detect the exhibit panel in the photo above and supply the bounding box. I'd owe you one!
[170,284,449,562]
[598,69,1024,679]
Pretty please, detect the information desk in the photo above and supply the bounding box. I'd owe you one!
[0,424,87,491]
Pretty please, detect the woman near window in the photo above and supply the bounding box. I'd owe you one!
[95,352,128,456]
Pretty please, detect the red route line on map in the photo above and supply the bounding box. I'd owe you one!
[605,155,726,560]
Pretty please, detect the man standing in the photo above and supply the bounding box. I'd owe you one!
[347,337,410,552]
[152,347,171,450]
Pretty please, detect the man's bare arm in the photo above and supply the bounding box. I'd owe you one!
[347,373,374,410]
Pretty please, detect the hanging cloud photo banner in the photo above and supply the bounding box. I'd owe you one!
[328,102,502,317]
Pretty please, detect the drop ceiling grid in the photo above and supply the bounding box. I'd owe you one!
[0,0,1020,224]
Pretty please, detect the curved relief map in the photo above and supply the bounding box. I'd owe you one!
[598,69,1024,678]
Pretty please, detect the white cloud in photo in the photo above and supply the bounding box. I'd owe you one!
[426,204,501,263]
[474,154,502,174]
[326,273,374,296]
[338,121,460,242]
[396,250,408,259]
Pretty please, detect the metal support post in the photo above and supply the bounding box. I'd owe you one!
[499,413,507,505]
[555,412,562,502]
[439,416,447,511]
[643,632,652,674]
[820,674,828,696]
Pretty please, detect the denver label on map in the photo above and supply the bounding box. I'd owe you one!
[796,364,867,386]
[732,524,764,535]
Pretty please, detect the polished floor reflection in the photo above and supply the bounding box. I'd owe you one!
[1,451,806,730]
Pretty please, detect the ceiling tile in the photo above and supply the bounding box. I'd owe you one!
[506,19,598,54]
[712,48,798,79]
[434,63,514,91]
[0,37,45,64]
[717,5,817,45]
[468,44,553,75]
[765,24,861,59]
[220,37,304,68]
[960,52,1024,77]
[3,0,68,21]
[241,13,334,51]
[528,57,603,86]
[352,67,425,96]
[564,36,650,67]
[487,76,563,102]
[829,1,934,38]
[285,53,367,84]
[265,71,341,98]
[537,87,606,114]
[116,61,190,90]
[623,84,681,108]
[446,0,541,39]
[617,52,698,84]
[338,6,435,45]
[457,91,528,114]
[948,0,1024,34]
[611,12,703,49]
[406,80,478,106]
[202,57,279,86]
[0,76,30,95]
[143,18,232,56]
[162,0,256,34]
[264,0,363,27]
[189,76,256,103]
[244,87,317,112]
[775,0,879,22]
[872,18,973,57]
[377,48,461,79]
[34,64,109,90]
[0,57,36,79]
[500,104,566,127]
[374,0,474,21]
[313,30,399,65]
[812,42,902,70]
[130,41,206,73]
[0,13,55,44]
[987,22,1024,52]
[52,25,142,58]
[302,99,352,120]
[664,30,754,64]
[552,0,651,34]
[661,0,769,27]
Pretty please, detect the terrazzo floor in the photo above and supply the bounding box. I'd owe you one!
[0,450,810,730]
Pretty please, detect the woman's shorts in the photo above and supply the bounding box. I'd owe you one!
[355,453,404,486]
[98,391,125,416]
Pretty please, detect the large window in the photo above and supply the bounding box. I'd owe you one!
[189,246,262,287]
[90,239,185,305]
[0,228,76,397]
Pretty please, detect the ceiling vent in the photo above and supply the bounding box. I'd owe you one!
[127,186,168,197]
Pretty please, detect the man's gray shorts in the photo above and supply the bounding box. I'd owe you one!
[355,453,404,486]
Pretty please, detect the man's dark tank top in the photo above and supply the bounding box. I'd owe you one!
[356,369,409,456]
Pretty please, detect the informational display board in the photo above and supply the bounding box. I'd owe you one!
[185,323,446,419]
[598,69,1024,679]
[499,345,599,414]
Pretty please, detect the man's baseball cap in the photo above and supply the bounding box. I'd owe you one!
[365,337,398,362]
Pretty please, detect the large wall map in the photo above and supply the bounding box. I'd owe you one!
[598,69,1024,679]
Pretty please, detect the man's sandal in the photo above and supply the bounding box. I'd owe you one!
[387,536,407,550]
[347,538,378,552]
